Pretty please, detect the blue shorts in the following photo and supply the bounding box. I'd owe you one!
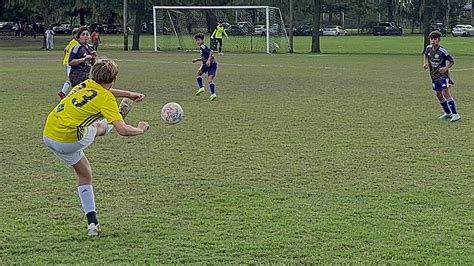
[432,78,454,91]
[200,63,217,76]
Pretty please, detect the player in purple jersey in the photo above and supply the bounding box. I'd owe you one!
[192,33,217,101]
[423,31,460,122]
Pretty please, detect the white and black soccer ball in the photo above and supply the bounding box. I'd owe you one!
[160,102,184,124]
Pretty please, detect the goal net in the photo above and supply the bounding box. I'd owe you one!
[152,6,290,54]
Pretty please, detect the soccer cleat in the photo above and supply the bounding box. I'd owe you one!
[119,98,133,119]
[218,52,224,55]
[195,87,205,96]
[208,93,217,101]
[437,113,452,120]
[87,223,101,237]
[450,113,461,122]
[58,91,66,100]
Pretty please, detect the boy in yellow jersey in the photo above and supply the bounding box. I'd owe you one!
[43,59,150,237]
[58,28,79,99]
[211,22,228,55]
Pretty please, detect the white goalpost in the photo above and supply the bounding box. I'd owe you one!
[152,6,290,54]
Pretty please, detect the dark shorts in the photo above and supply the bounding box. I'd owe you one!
[432,78,454,91]
[200,63,217,76]
[69,70,89,87]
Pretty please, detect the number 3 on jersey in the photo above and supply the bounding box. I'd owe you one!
[72,90,98,107]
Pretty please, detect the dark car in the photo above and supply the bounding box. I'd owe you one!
[105,24,123,34]
[430,23,447,37]
[373,22,402,36]
[0,22,15,31]
[294,24,313,36]
[89,23,105,34]
[226,25,245,35]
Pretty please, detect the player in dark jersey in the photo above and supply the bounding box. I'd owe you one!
[192,33,217,101]
[423,31,460,122]
[69,27,97,88]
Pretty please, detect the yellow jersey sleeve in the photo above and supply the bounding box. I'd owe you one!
[63,39,79,65]
[101,95,123,124]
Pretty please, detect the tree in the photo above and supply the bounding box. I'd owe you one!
[289,0,294,53]
[386,0,395,21]
[422,0,430,49]
[130,0,149,50]
[74,0,92,25]
[311,0,321,53]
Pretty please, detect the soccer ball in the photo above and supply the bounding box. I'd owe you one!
[161,102,184,124]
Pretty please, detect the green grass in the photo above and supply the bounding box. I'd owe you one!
[2,33,473,55]
[0,36,473,263]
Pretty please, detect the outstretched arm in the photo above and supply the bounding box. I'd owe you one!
[110,88,145,102]
[112,120,149,136]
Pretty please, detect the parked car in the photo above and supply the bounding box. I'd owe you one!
[89,23,105,34]
[105,24,123,34]
[226,25,245,35]
[237,21,252,29]
[373,22,402,36]
[0,22,15,31]
[452,24,474,37]
[430,22,447,37]
[53,24,71,34]
[321,25,347,36]
[254,25,266,35]
[294,24,312,36]
[254,24,279,35]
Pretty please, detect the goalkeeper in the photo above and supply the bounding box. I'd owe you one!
[211,22,228,55]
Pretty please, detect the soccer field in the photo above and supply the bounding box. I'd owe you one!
[0,36,473,263]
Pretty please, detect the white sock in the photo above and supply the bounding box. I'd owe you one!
[100,119,114,134]
[61,81,71,94]
[78,185,96,214]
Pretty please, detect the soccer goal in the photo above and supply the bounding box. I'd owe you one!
[152,6,290,54]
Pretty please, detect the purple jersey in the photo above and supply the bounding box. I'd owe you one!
[199,44,215,64]
[424,45,454,81]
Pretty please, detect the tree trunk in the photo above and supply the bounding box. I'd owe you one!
[311,0,321,53]
[357,16,360,35]
[422,0,430,51]
[289,0,294,53]
[387,0,395,21]
[80,9,86,26]
[471,0,473,25]
[132,1,146,51]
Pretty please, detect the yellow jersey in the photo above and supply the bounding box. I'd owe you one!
[211,26,228,39]
[43,79,123,143]
[63,39,79,65]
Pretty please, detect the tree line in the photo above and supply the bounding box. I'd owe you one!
[1,0,472,52]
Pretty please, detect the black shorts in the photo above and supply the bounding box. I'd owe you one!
[69,70,89,87]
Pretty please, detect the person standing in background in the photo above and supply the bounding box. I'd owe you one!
[91,29,101,51]
[45,27,55,50]
[32,21,38,39]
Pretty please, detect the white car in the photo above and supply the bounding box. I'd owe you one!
[322,26,347,36]
[254,25,266,35]
[254,24,279,35]
[452,25,474,37]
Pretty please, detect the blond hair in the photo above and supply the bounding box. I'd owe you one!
[91,58,119,84]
